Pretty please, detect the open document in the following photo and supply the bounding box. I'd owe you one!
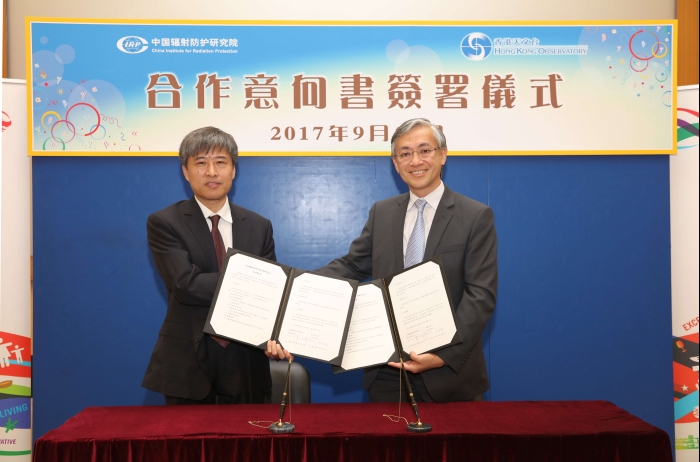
[204,249,357,366]
[335,256,461,373]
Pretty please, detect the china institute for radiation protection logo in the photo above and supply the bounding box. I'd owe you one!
[116,36,149,54]
[461,33,493,61]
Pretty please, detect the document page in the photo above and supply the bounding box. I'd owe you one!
[339,284,395,371]
[209,253,288,346]
[388,261,457,354]
[278,273,354,363]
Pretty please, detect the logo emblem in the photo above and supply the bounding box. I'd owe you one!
[461,33,493,61]
[116,36,149,54]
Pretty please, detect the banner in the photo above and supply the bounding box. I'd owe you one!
[671,85,699,461]
[26,19,676,156]
[1,79,33,461]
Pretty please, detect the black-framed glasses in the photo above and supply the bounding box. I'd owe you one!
[393,147,440,163]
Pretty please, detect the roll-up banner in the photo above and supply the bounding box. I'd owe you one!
[1,79,33,460]
[671,85,699,461]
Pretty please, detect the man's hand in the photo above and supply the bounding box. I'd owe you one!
[265,339,293,361]
[388,351,445,373]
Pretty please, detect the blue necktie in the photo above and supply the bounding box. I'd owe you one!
[404,198,427,269]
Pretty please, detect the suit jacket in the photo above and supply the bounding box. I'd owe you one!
[319,186,497,402]
[142,197,276,400]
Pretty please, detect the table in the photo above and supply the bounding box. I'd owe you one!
[33,401,671,462]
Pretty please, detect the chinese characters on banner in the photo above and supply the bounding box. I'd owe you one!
[146,72,563,143]
[149,72,563,109]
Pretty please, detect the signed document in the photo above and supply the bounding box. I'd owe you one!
[335,257,461,373]
[278,273,355,363]
[338,283,399,372]
[388,261,457,355]
[204,249,357,366]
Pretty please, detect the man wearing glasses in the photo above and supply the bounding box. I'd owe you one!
[319,118,498,402]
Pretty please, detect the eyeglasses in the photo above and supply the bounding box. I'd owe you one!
[393,147,440,163]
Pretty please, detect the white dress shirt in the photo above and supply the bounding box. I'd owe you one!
[193,196,233,251]
[402,181,445,257]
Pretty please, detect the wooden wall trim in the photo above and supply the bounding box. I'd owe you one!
[678,0,699,85]
[2,0,7,78]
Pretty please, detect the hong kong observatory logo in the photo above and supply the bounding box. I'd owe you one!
[460,33,493,61]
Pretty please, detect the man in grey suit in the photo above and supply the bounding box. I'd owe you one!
[319,118,497,402]
[143,126,287,405]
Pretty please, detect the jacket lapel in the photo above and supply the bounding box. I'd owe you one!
[392,194,410,271]
[424,187,454,259]
[230,202,249,252]
[182,197,218,272]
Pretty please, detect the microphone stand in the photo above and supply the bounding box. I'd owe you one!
[399,352,432,433]
[269,357,295,434]
[383,280,432,433]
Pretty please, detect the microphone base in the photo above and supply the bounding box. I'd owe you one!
[269,422,295,434]
[407,422,432,433]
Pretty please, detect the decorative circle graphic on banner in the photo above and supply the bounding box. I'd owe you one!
[662,91,673,107]
[630,57,649,73]
[89,124,107,140]
[54,44,76,64]
[40,111,61,130]
[629,29,659,61]
[42,137,66,151]
[50,119,76,143]
[65,103,101,136]
[651,42,668,59]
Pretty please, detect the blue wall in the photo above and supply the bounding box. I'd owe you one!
[32,154,672,440]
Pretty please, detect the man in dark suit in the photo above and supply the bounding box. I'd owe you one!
[142,126,287,405]
[318,118,498,402]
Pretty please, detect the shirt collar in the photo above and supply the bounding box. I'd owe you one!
[408,181,444,211]
[194,196,232,223]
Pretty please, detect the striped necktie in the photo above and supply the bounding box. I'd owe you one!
[404,198,427,269]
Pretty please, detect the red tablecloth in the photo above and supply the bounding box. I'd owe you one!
[33,401,671,462]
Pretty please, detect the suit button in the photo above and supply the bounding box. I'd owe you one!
[195,335,201,342]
